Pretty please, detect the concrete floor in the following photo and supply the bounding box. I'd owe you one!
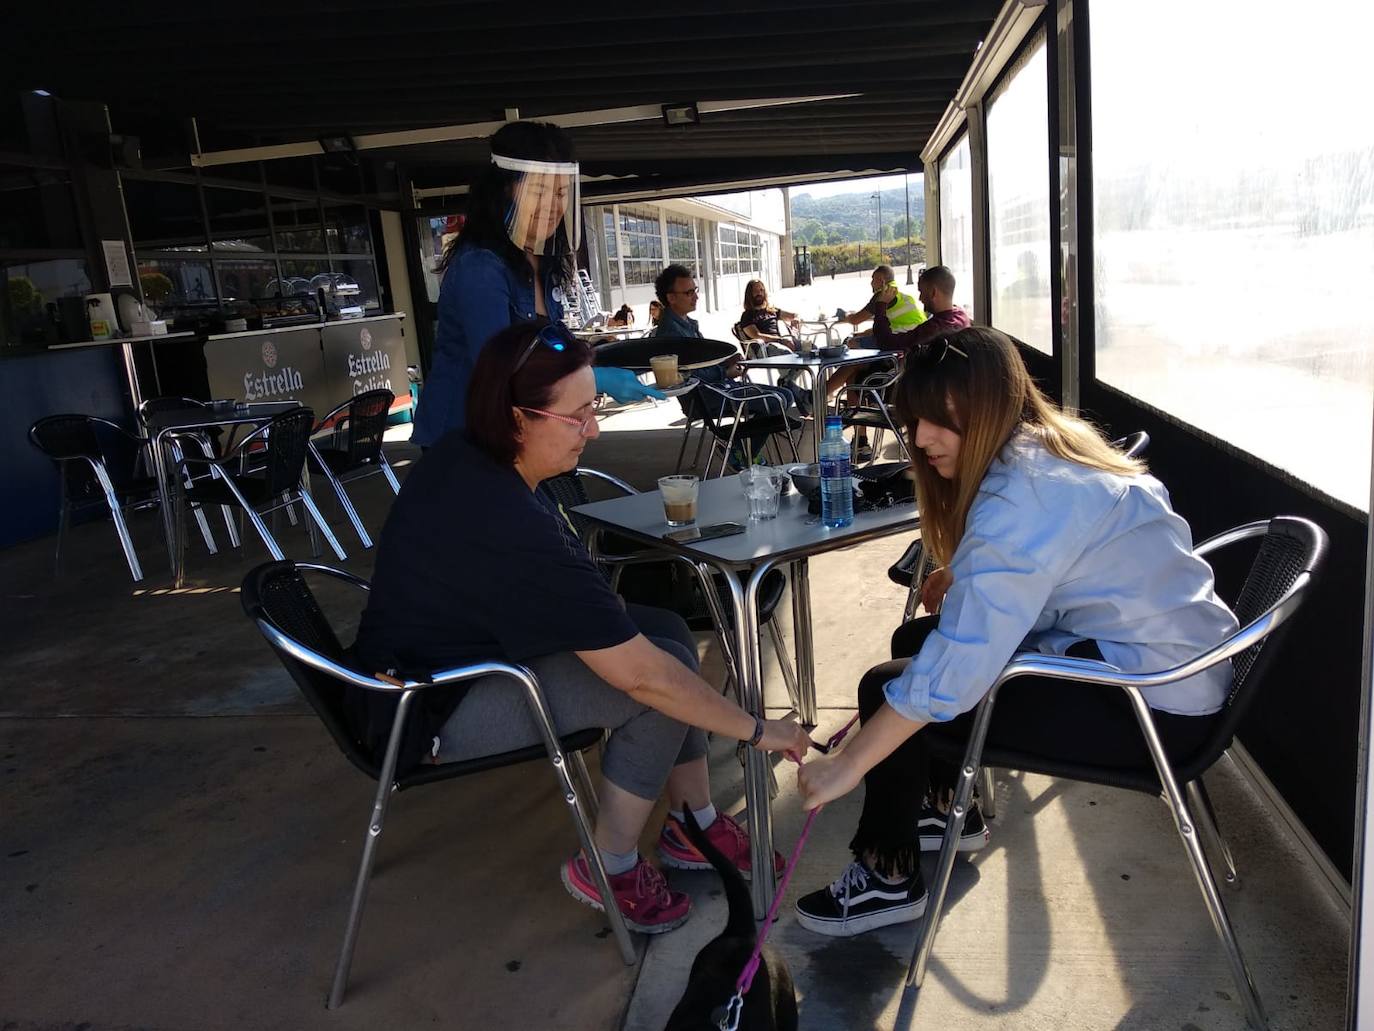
[0,395,1352,1030]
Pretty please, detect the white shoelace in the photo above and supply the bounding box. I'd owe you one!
[829,861,871,915]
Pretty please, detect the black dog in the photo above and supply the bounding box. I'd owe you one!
[664,810,798,1030]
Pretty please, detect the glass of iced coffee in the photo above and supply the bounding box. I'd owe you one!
[657,474,699,526]
[650,354,681,388]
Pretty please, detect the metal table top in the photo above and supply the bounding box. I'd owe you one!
[144,400,304,433]
[571,473,918,571]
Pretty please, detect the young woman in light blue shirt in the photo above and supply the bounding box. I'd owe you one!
[794,325,1238,938]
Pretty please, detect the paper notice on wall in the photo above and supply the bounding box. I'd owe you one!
[102,239,133,288]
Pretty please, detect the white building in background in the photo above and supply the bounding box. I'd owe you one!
[583,189,787,322]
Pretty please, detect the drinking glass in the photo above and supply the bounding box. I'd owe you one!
[739,466,784,521]
[650,354,681,388]
[658,474,699,526]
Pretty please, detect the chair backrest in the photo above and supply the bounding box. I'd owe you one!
[1111,430,1150,460]
[679,378,720,429]
[339,389,394,468]
[137,396,208,428]
[30,414,112,495]
[29,414,101,462]
[240,560,380,779]
[255,408,316,494]
[540,471,594,539]
[1180,515,1327,778]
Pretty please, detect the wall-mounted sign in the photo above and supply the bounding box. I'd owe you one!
[102,240,133,289]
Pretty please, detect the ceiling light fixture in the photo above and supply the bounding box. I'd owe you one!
[661,103,700,127]
[318,134,357,154]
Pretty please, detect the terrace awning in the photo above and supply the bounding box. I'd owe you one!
[6,0,1000,197]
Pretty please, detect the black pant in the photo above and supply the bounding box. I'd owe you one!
[850,616,1220,877]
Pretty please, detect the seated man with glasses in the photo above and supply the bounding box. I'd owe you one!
[354,320,809,936]
[650,264,804,466]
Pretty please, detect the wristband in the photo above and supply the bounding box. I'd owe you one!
[747,713,765,747]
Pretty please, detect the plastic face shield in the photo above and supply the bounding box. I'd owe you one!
[492,153,580,255]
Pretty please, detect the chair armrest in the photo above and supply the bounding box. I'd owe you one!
[257,614,527,698]
[993,575,1312,692]
[1193,519,1269,559]
[575,467,639,496]
[296,562,372,593]
[705,381,790,419]
[254,618,427,693]
[89,416,150,447]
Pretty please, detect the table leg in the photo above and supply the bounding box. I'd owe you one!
[151,430,179,578]
[789,559,818,727]
[119,341,145,411]
[811,366,828,460]
[724,565,778,918]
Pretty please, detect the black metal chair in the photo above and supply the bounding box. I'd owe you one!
[543,469,802,717]
[906,515,1327,1031]
[836,358,908,467]
[174,407,345,584]
[137,396,243,551]
[682,377,803,479]
[240,560,633,1008]
[307,389,401,549]
[28,414,158,582]
[27,413,220,582]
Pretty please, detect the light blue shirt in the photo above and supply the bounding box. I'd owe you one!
[885,431,1239,722]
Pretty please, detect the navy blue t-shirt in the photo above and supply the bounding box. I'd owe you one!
[354,432,639,681]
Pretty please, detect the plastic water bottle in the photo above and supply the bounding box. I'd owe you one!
[819,416,854,528]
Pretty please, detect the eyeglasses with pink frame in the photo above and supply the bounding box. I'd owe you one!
[517,406,598,437]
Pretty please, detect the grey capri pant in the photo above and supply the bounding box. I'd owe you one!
[435,603,710,801]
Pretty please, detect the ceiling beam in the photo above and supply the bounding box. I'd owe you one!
[189,94,858,168]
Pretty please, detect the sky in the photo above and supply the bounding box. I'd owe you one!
[790,173,917,200]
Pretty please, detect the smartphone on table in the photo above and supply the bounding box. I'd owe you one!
[663,522,746,544]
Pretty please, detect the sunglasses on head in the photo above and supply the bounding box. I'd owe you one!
[512,323,571,376]
[913,336,969,367]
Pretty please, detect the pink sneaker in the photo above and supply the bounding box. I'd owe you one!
[657,811,785,880]
[560,853,691,934]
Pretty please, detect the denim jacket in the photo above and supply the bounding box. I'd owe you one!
[412,245,563,447]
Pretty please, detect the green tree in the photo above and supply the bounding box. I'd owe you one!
[7,276,40,312]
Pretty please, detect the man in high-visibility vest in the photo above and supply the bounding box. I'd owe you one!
[828,265,926,462]
[833,264,927,340]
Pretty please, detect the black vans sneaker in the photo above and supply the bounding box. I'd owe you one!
[795,861,927,937]
[918,802,990,852]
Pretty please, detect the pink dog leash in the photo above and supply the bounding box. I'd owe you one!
[715,713,861,1031]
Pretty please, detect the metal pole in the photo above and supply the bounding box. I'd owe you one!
[871,192,879,266]
[1348,365,1374,1028]
[905,174,914,284]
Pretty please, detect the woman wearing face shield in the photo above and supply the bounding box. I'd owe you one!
[412,121,660,448]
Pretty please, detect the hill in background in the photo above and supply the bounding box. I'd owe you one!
[790,184,926,246]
